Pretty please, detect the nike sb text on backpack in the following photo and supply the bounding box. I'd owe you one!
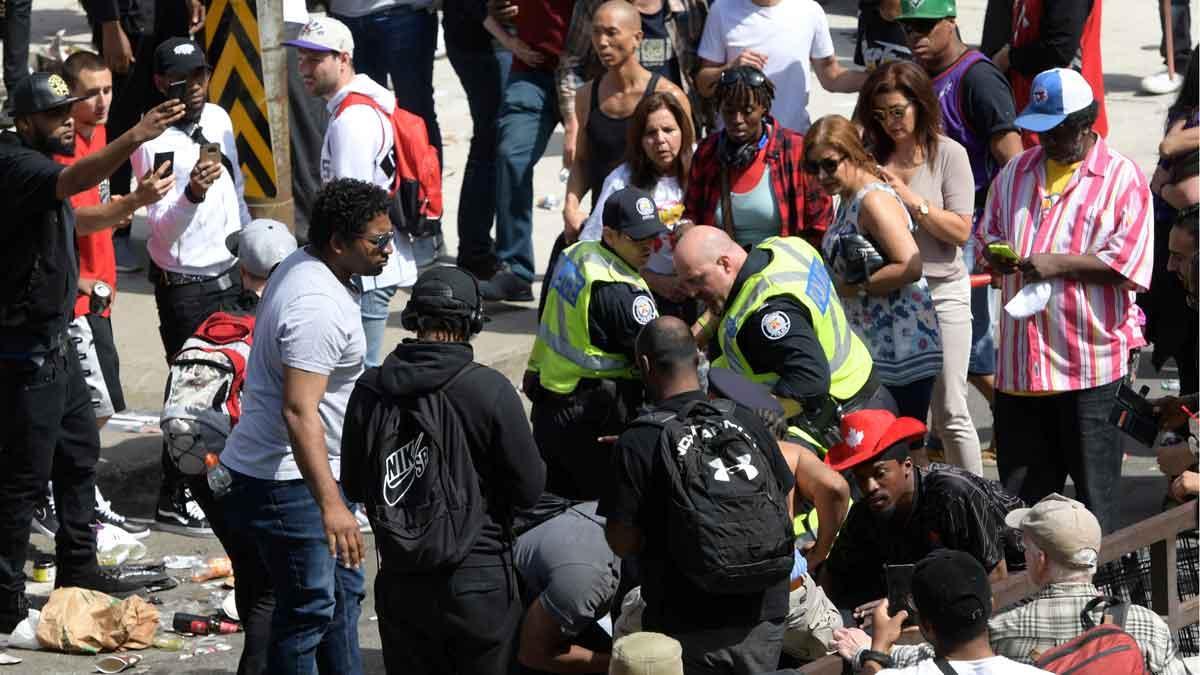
[334,93,443,237]
[161,312,255,476]
[635,399,794,594]
[1034,597,1150,675]
[363,364,485,571]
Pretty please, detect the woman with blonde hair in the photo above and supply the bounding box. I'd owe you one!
[807,114,942,426]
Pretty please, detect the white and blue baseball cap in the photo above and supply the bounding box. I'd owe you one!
[1015,68,1095,132]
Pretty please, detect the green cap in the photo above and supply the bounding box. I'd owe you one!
[898,0,956,20]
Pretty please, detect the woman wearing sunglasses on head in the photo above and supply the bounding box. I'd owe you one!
[682,66,833,252]
[806,113,943,431]
[853,60,981,474]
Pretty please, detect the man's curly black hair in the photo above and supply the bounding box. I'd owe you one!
[309,178,391,252]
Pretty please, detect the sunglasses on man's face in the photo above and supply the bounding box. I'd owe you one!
[900,18,941,36]
[357,231,393,251]
[803,156,844,176]
[718,68,768,89]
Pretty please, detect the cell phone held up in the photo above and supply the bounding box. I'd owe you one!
[987,242,1021,264]
[166,79,187,103]
[885,563,918,625]
[200,143,222,168]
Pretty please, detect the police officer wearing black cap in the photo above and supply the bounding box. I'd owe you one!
[342,266,545,675]
[526,186,663,503]
[0,72,184,630]
[134,37,253,535]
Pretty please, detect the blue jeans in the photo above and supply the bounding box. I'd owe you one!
[360,284,398,369]
[494,70,562,282]
[222,471,366,675]
[446,38,512,264]
[334,5,442,162]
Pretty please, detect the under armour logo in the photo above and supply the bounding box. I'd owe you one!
[709,455,759,482]
[382,433,429,506]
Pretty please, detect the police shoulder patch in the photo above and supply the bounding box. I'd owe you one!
[632,294,657,325]
[760,310,791,340]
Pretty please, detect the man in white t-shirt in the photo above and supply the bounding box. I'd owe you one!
[695,0,867,132]
[284,16,443,368]
[846,550,1051,675]
[220,178,395,674]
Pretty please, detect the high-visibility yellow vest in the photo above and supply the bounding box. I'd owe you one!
[714,237,872,401]
[528,241,656,394]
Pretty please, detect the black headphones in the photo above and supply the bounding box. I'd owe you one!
[400,267,485,336]
[717,123,770,170]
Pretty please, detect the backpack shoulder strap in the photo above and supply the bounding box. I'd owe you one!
[437,362,479,395]
[334,91,384,118]
[1081,595,1124,630]
[932,658,958,675]
[334,92,403,196]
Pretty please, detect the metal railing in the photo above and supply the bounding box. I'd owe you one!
[797,502,1200,674]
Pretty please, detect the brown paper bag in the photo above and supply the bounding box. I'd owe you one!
[35,587,160,654]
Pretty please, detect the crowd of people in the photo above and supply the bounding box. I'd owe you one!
[0,0,1197,673]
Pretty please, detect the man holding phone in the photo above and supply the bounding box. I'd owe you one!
[978,68,1153,534]
[131,37,252,537]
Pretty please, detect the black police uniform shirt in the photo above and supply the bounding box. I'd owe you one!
[0,130,78,355]
[601,391,793,632]
[721,247,831,402]
[585,242,660,360]
[822,463,1026,610]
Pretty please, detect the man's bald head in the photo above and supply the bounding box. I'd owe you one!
[636,316,700,398]
[673,226,747,314]
[594,0,642,31]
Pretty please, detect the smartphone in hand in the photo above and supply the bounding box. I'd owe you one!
[166,80,187,102]
[201,143,222,167]
[885,563,918,623]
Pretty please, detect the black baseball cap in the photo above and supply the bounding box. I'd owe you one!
[403,266,481,320]
[7,72,84,116]
[155,38,209,76]
[602,187,668,241]
[912,550,992,627]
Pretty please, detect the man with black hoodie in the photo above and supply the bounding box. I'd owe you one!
[342,266,546,675]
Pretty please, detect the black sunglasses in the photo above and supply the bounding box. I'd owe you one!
[718,68,768,89]
[900,18,941,35]
[870,101,913,123]
[356,231,393,251]
[803,156,844,176]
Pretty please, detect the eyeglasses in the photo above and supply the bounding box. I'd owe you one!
[899,18,941,36]
[870,101,914,123]
[718,67,768,89]
[357,231,393,251]
[802,156,845,176]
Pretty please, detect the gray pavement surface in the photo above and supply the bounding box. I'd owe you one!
[2,0,1197,671]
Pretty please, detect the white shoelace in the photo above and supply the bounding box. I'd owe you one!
[94,487,126,524]
[180,488,207,522]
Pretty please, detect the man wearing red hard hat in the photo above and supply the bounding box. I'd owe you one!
[816,409,1026,615]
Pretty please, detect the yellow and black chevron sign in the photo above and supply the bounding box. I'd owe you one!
[204,0,278,199]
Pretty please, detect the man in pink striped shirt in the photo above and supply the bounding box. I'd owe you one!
[978,68,1153,534]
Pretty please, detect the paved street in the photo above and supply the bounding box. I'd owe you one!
[2,0,1197,671]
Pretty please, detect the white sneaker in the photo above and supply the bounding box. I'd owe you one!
[1141,70,1184,95]
[94,486,151,539]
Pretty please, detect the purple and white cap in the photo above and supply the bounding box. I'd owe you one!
[1015,67,1095,133]
[283,16,354,56]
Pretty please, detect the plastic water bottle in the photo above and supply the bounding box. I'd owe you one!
[205,454,232,498]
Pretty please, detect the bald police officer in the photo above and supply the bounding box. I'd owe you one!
[526,187,663,503]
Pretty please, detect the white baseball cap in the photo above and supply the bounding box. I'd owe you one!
[283,16,354,56]
[1015,67,1095,133]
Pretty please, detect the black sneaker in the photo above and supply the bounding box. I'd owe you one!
[155,484,214,537]
[457,254,503,281]
[93,486,151,540]
[111,566,176,593]
[480,267,533,302]
[60,567,146,598]
[31,489,58,539]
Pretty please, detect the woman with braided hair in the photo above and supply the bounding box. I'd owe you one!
[682,66,833,251]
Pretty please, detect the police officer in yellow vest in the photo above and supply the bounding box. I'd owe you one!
[526,187,664,502]
[674,226,892,444]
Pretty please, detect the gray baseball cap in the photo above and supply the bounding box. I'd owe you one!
[226,219,297,278]
[1005,493,1102,570]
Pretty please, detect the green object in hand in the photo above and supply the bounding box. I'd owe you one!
[987,242,1021,263]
